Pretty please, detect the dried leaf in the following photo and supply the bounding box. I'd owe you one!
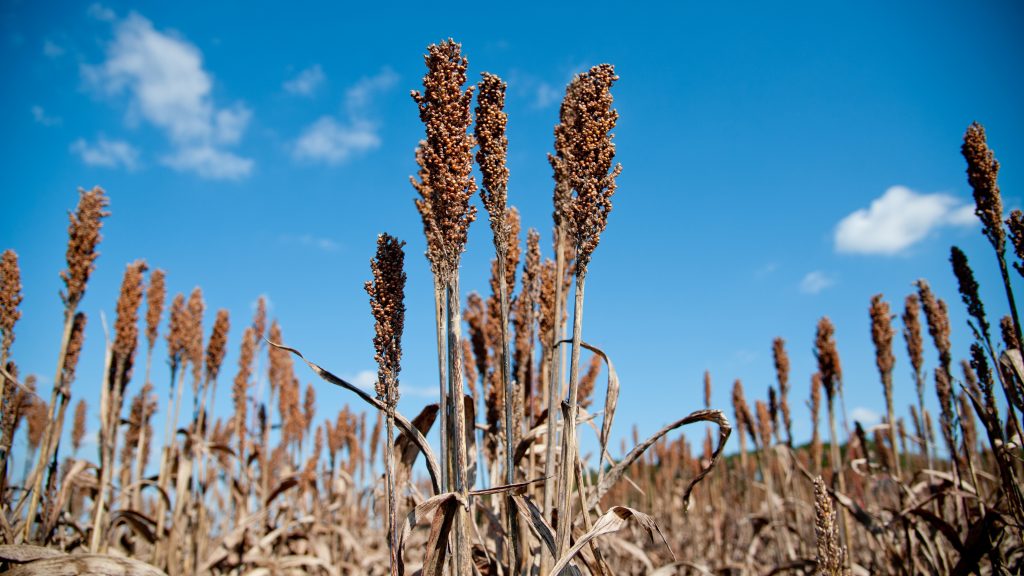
[587,409,731,511]
[2,554,167,575]
[267,339,441,493]
[0,544,66,563]
[549,506,673,575]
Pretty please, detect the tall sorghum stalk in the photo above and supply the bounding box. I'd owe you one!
[772,338,793,446]
[810,373,822,475]
[950,247,1024,442]
[916,279,966,507]
[541,76,575,572]
[814,476,850,576]
[962,123,1023,352]
[366,234,406,576]
[869,295,900,478]
[91,259,147,552]
[132,269,164,510]
[551,64,621,570]
[902,294,932,468]
[814,317,851,566]
[969,343,1024,533]
[0,249,23,489]
[474,71,523,571]
[413,144,450,493]
[24,187,108,540]
[154,292,187,566]
[411,39,477,576]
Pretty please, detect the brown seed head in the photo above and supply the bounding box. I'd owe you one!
[233,326,256,443]
[252,296,267,343]
[185,288,205,383]
[902,294,923,376]
[557,64,622,274]
[755,399,772,449]
[513,228,541,389]
[810,372,823,469]
[303,382,316,432]
[1007,209,1024,277]
[814,317,842,400]
[950,246,990,340]
[122,382,156,467]
[578,354,601,410]
[814,475,850,576]
[772,337,789,396]
[63,312,87,385]
[205,309,230,382]
[112,260,148,382]
[365,234,406,405]
[60,187,110,314]
[145,269,165,352]
[869,294,895,397]
[0,250,23,360]
[464,292,489,386]
[26,398,48,452]
[72,399,88,452]
[461,337,478,400]
[731,379,755,444]
[1001,315,1020,351]
[537,259,557,346]
[166,293,187,369]
[475,72,510,245]
[916,279,951,370]
[962,122,1004,252]
[411,40,477,281]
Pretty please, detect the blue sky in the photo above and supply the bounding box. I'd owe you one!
[2,1,1023,469]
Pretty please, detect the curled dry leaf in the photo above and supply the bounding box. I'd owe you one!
[266,338,441,494]
[587,409,732,511]
[548,506,674,575]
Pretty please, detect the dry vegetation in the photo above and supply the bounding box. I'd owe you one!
[0,39,1022,575]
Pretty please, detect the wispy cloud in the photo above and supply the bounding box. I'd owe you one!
[70,136,139,169]
[834,186,978,255]
[87,3,116,22]
[82,12,253,180]
[293,68,397,165]
[799,271,835,294]
[280,233,340,252]
[284,64,325,96]
[162,145,252,180]
[31,105,61,126]
[42,39,64,58]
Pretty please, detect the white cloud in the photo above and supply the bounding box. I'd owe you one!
[343,68,398,115]
[42,40,64,58]
[70,136,139,169]
[348,370,376,391]
[799,271,835,294]
[284,64,325,96]
[87,3,116,21]
[82,12,252,179]
[161,145,252,180]
[294,117,379,164]
[850,407,881,426]
[31,105,61,126]
[345,369,437,399]
[834,186,978,255]
[293,68,397,166]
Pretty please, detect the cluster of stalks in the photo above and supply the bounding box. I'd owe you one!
[0,41,1021,576]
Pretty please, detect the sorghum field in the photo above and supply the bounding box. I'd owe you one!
[1,39,1022,576]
